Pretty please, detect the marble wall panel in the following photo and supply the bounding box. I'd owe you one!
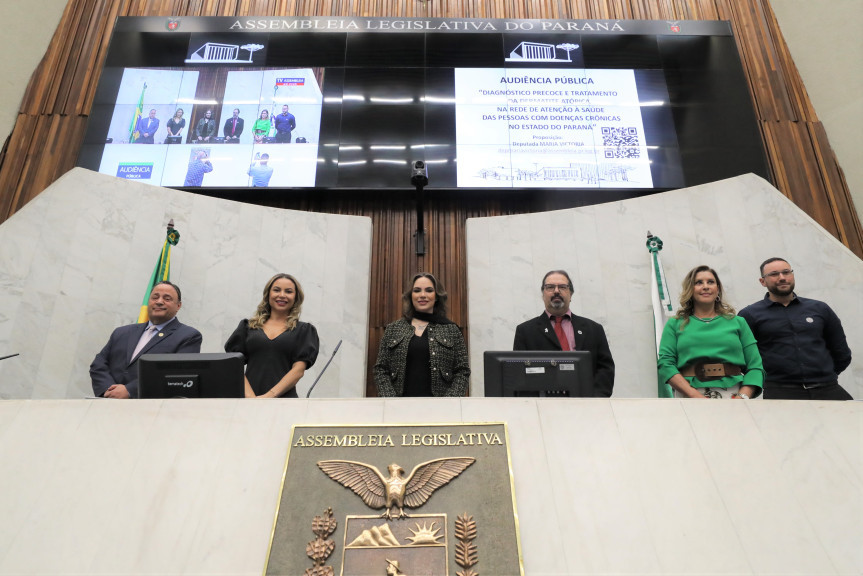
[467,173,863,399]
[0,168,372,399]
[746,400,863,575]
[681,401,835,574]
[611,400,751,574]
[1,398,857,575]
[536,400,662,574]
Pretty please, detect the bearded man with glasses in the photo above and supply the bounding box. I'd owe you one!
[512,269,615,397]
[739,257,853,400]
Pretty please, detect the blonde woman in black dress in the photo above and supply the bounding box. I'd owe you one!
[225,273,319,398]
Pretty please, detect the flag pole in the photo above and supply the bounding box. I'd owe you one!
[647,231,675,398]
[137,219,181,323]
[129,82,147,143]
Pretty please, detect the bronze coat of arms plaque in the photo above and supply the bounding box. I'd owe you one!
[264,423,523,576]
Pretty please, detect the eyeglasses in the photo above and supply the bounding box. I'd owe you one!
[542,284,571,292]
[762,269,794,279]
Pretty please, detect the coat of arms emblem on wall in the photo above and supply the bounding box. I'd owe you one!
[264,423,523,576]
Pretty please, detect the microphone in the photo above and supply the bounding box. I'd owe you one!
[0,353,19,361]
[305,340,342,398]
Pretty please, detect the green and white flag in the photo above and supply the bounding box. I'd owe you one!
[647,232,674,398]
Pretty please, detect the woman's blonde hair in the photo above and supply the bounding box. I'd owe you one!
[248,273,304,331]
[675,265,735,328]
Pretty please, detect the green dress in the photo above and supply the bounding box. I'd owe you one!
[657,315,764,392]
[253,118,271,137]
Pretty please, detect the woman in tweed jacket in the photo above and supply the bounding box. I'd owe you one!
[374,273,470,397]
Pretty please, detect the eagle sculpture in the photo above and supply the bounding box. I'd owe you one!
[317,457,475,520]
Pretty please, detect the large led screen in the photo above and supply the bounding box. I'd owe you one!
[94,67,322,188]
[78,17,768,192]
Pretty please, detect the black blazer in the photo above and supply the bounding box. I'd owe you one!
[223,116,244,138]
[513,313,615,397]
[89,319,202,398]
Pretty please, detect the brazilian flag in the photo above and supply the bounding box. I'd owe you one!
[128,83,147,143]
[138,222,180,323]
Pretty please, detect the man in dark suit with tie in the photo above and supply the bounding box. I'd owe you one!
[90,281,202,398]
[223,108,244,142]
[134,109,159,144]
[513,270,615,397]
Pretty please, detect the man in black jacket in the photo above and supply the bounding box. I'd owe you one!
[513,270,615,397]
[223,108,244,142]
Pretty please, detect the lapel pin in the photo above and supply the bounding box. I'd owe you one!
[158,333,165,337]
[577,330,583,335]
[544,328,548,333]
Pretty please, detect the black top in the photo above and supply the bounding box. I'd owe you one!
[166,117,185,135]
[224,319,319,397]
[402,331,432,397]
[738,294,851,384]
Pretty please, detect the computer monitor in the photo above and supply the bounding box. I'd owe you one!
[138,353,245,399]
[483,351,595,398]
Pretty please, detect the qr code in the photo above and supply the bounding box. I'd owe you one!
[601,127,641,159]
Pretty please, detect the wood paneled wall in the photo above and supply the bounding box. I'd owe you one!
[1,0,859,396]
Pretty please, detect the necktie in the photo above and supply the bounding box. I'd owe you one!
[232,118,236,135]
[132,326,158,360]
[553,316,570,351]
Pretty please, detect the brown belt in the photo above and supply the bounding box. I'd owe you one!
[680,361,743,381]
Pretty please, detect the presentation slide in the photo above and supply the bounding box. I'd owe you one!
[455,68,653,188]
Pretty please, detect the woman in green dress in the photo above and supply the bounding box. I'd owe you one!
[658,265,764,399]
[253,109,271,143]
